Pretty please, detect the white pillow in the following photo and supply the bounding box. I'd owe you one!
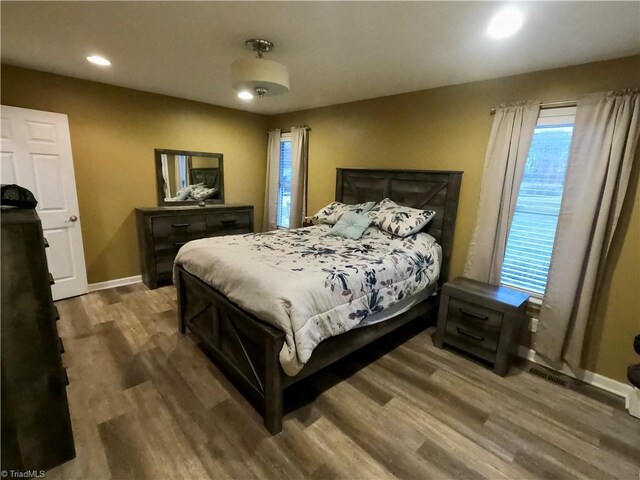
[370,198,436,237]
[191,185,218,201]
[174,185,193,201]
[312,201,376,225]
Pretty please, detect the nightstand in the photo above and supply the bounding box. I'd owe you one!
[434,276,529,376]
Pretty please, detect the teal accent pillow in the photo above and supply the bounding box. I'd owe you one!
[327,211,372,240]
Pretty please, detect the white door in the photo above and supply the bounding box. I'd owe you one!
[1,105,88,300]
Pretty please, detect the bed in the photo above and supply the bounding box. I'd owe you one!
[174,168,462,434]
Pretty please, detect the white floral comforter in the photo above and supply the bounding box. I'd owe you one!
[174,225,440,376]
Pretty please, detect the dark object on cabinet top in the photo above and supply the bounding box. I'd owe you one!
[1,184,38,209]
[1,208,75,472]
[135,204,254,289]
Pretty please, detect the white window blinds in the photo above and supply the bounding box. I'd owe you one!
[277,136,292,228]
[500,107,575,295]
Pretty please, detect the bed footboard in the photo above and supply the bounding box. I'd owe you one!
[176,265,286,434]
[176,265,439,435]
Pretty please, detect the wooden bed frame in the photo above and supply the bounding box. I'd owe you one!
[176,168,462,434]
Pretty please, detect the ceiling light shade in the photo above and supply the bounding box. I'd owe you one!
[231,39,289,98]
[487,7,524,39]
[231,58,289,96]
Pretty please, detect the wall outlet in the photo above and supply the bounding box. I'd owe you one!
[529,317,539,333]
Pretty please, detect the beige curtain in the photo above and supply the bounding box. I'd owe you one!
[262,129,281,231]
[535,90,640,369]
[289,127,308,229]
[463,102,540,284]
[160,154,171,199]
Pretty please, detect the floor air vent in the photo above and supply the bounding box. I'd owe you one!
[527,366,570,387]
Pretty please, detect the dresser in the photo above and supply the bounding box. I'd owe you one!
[434,277,529,376]
[1,208,75,472]
[135,204,254,289]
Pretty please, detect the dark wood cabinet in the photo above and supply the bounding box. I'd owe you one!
[1,208,75,472]
[434,276,529,376]
[135,204,254,289]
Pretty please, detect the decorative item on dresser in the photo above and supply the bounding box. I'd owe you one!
[135,205,254,289]
[434,276,529,376]
[1,208,75,472]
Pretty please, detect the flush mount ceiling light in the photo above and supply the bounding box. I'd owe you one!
[487,7,524,39]
[86,55,111,66]
[231,39,289,99]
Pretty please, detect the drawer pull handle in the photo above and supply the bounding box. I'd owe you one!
[173,242,188,247]
[459,309,488,321]
[456,327,485,342]
[221,219,237,225]
[49,273,55,285]
[171,223,191,228]
[44,238,50,248]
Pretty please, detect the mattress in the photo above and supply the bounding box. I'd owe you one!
[174,224,441,376]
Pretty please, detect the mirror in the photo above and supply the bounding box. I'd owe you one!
[155,149,224,206]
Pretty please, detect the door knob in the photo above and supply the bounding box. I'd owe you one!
[69,215,78,222]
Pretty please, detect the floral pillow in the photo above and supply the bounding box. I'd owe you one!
[174,185,193,201]
[312,201,376,225]
[369,198,436,237]
[191,185,218,201]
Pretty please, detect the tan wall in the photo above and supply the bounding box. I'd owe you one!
[269,56,640,382]
[1,65,268,285]
[2,58,638,382]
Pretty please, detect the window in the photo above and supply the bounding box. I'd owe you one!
[500,107,576,296]
[178,155,188,189]
[276,133,292,228]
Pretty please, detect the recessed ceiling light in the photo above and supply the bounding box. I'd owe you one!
[487,7,524,39]
[237,91,254,100]
[87,55,111,66]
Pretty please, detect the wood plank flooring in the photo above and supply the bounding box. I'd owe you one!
[49,284,640,479]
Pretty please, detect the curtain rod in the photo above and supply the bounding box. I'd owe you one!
[268,126,311,133]
[489,100,576,116]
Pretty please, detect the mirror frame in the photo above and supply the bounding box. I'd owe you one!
[155,148,225,206]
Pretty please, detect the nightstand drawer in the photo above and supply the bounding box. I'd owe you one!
[447,297,503,331]
[445,319,498,353]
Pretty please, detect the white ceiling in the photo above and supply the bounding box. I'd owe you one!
[2,1,639,115]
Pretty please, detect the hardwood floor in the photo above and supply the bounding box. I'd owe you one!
[49,284,640,479]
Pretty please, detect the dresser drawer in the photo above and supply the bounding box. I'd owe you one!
[155,248,179,276]
[152,214,206,238]
[445,319,499,353]
[152,215,206,250]
[206,211,251,233]
[447,297,502,332]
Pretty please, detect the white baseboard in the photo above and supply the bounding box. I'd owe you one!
[88,275,142,292]
[517,346,638,417]
[626,388,640,419]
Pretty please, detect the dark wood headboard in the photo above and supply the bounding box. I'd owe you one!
[335,168,463,283]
